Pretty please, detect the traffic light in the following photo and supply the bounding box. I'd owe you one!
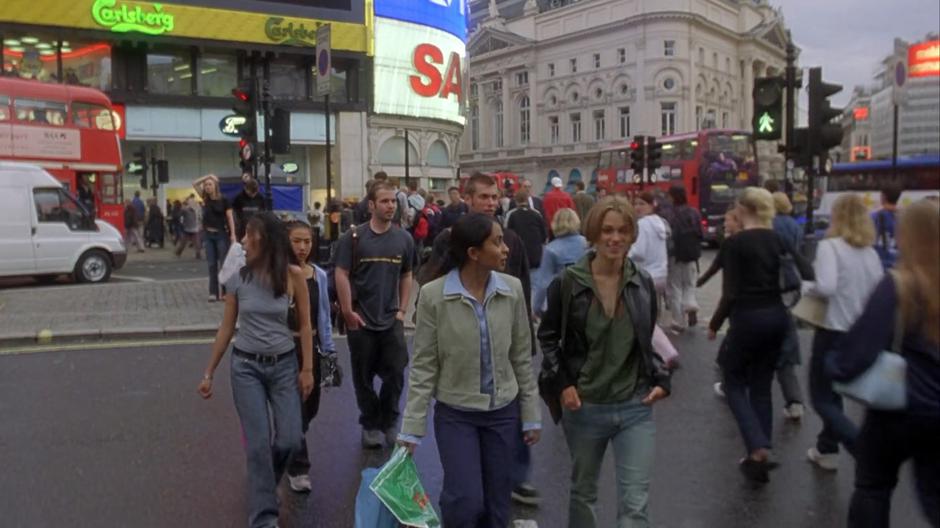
[130,147,148,188]
[752,77,784,140]
[807,67,843,157]
[630,136,646,176]
[231,80,257,141]
[646,136,662,175]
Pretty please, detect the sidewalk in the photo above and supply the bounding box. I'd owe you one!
[0,278,223,346]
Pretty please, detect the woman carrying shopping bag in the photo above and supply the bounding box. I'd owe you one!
[398,213,540,528]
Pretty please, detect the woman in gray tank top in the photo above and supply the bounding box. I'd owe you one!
[197,212,314,528]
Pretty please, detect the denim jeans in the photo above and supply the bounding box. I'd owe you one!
[720,304,788,455]
[230,349,302,528]
[204,230,230,298]
[562,396,656,528]
[810,328,859,455]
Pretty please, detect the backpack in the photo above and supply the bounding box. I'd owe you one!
[671,206,702,263]
[411,208,429,241]
[394,190,409,227]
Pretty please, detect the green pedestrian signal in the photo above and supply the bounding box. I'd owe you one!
[758,112,775,134]
[752,77,784,140]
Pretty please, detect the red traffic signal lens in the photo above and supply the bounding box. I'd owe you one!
[239,138,249,149]
[232,89,249,102]
[630,142,639,150]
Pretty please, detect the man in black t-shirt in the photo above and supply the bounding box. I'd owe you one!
[232,179,266,240]
[334,181,414,449]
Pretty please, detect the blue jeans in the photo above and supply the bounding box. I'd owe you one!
[230,349,302,528]
[204,230,229,298]
[562,396,656,528]
[810,328,859,455]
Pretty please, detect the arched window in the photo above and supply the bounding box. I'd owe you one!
[471,105,479,150]
[519,96,530,144]
[427,140,450,167]
[494,101,504,148]
[544,169,560,194]
[377,136,419,165]
[589,169,598,192]
[567,169,582,192]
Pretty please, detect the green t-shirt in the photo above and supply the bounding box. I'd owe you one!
[576,268,642,404]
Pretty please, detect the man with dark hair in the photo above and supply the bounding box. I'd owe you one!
[373,171,388,182]
[334,180,414,448]
[441,186,468,229]
[232,178,265,240]
[872,184,901,269]
[572,180,595,221]
[509,177,545,217]
[507,191,548,268]
[664,185,702,331]
[355,178,378,225]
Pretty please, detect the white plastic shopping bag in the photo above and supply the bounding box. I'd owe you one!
[652,324,679,364]
[218,242,245,287]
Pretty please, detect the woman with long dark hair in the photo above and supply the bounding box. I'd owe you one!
[197,212,314,528]
[399,213,540,528]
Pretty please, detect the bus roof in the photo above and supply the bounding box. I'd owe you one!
[598,129,751,151]
[0,77,113,107]
[832,154,940,173]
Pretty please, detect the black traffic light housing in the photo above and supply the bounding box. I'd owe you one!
[753,76,784,141]
[132,147,148,188]
[231,80,257,141]
[646,137,662,175]
[630,136,646,175]
[808,67,843,158]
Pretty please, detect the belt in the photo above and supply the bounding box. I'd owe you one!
[233,348,294,365]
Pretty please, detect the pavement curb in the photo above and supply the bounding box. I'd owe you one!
[0,324,220,349]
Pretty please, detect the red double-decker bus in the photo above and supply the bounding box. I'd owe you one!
[0,77,124,231]
[596,129,759,242]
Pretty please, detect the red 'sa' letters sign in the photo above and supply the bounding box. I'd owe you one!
[410,43,463,101]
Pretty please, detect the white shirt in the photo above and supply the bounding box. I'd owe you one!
[808,237,884,331]
[628,214,670,282]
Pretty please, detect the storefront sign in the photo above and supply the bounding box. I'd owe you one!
[219,115,246,137]
[373,18,466,125]
[92,0,175,35]
[4,0,369,54]
[0,125,82,160]
[375,0,468,42]
[908,40,940,78]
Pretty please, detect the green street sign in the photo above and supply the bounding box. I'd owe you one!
[92,0,176,35]
[758,112,775,134]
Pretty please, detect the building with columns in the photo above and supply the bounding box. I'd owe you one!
[460,0,792,191]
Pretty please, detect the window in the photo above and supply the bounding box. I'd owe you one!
[618,107,630,138]
[570,113,581,142]
[493,79,502,92]
[1,33,60,83]
[548,63,555,77]
[593,110,605,140]
[61,40,112,91]
[0,95,9,121]
[722,112,729,128]
[14,98,67,126]
[663,78,675,91]
[712,52,718,68]
[427,140,450,167]
[270,56,305,99]
[661,102,676,135]
[725,57,731,72]
[197,52,237,97]
[515,71,528,86]
[471,83,478,97]
[549,116,559,144]
[698,47,704,64]
[33,188,94,231]
[593,53,601,69]
[571,91,579,103]
[147,49,192,95]
[570,58,577,73]
[471,105,480,150]
[494,101,504,148]
[618,48,626,64]
[71,102,114,130]
[696,106,703,130]
[664,40,676,57]
[519,96,531,144]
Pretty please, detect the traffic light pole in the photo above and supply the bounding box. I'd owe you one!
[892,103,899,179]
[785,34,797,199]
[261,62,273,212]
[149,147,157,198]
[324,93,332,214]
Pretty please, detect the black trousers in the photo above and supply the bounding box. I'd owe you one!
[347,322,408,430]
[849,410,940,528]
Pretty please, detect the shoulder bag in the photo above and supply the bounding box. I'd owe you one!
[833,311,907,411]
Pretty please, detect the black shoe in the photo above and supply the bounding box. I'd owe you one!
[739,458,774,483]
[511,483,542,506]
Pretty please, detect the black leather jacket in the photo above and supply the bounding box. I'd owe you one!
[537,259,672,423]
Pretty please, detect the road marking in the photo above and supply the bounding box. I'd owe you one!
[0,337,215,356]
[111,274,156,282]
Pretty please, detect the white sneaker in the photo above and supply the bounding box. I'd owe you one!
[807,447,839,471]
[783,402,804,421]
[288,473,312,492]
[713,382,726,398]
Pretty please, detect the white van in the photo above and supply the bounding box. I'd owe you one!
[0,162,126,283]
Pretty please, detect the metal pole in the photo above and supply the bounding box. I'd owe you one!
[892,103,899,178]
[785,33,796,200]
[404,129,411,188]
[325,93,332,211]
[149,147,157,198]
[262,59,273,211]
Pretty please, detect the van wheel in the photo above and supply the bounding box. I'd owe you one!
[75,250,112,283]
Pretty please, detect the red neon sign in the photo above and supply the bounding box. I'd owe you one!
[909,40,940,78]
[409,43,462,101]
[853,107,869,121]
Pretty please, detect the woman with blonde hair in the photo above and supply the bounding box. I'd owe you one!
[804,193,884,470]
[193,174,236,301]
[531,208,588,316]
[707,187,813,482]
[828,200,940,527]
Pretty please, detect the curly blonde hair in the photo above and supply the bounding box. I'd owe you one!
[826,193,875,248]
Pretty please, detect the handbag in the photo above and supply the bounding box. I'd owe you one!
[791,294,830,329]
[833,313,907,411]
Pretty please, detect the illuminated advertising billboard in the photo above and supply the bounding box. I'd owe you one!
[908,40,940,78]
[373,17,466,125]
[375,0,468,42]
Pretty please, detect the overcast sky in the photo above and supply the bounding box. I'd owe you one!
[778,0,939,106]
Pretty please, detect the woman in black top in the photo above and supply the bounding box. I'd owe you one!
[707,187,813,483]
[193,174,236,301]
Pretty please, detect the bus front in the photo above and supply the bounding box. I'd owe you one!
[697,131,759,242]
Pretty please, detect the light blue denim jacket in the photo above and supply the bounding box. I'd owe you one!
[313,264,337,355]
[532,234,588,315]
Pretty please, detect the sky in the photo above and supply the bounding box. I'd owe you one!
[778,0,939,107]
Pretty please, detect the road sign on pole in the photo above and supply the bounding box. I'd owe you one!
[893,59,908,106]
[316,24,332,97]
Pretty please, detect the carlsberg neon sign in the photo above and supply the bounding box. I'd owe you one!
[92,0,175,35]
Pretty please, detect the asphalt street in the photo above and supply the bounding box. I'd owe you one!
[0,331,931,528]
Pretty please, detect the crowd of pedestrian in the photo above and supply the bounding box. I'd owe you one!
[187,169,937,528]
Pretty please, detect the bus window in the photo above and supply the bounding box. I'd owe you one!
[14,98,67,126]
[661,139,697,162]
[615,149,628,167]
[599,151,613,169]
[72,102,115,130]
[706,133,753,162]
[0,95,9,121]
